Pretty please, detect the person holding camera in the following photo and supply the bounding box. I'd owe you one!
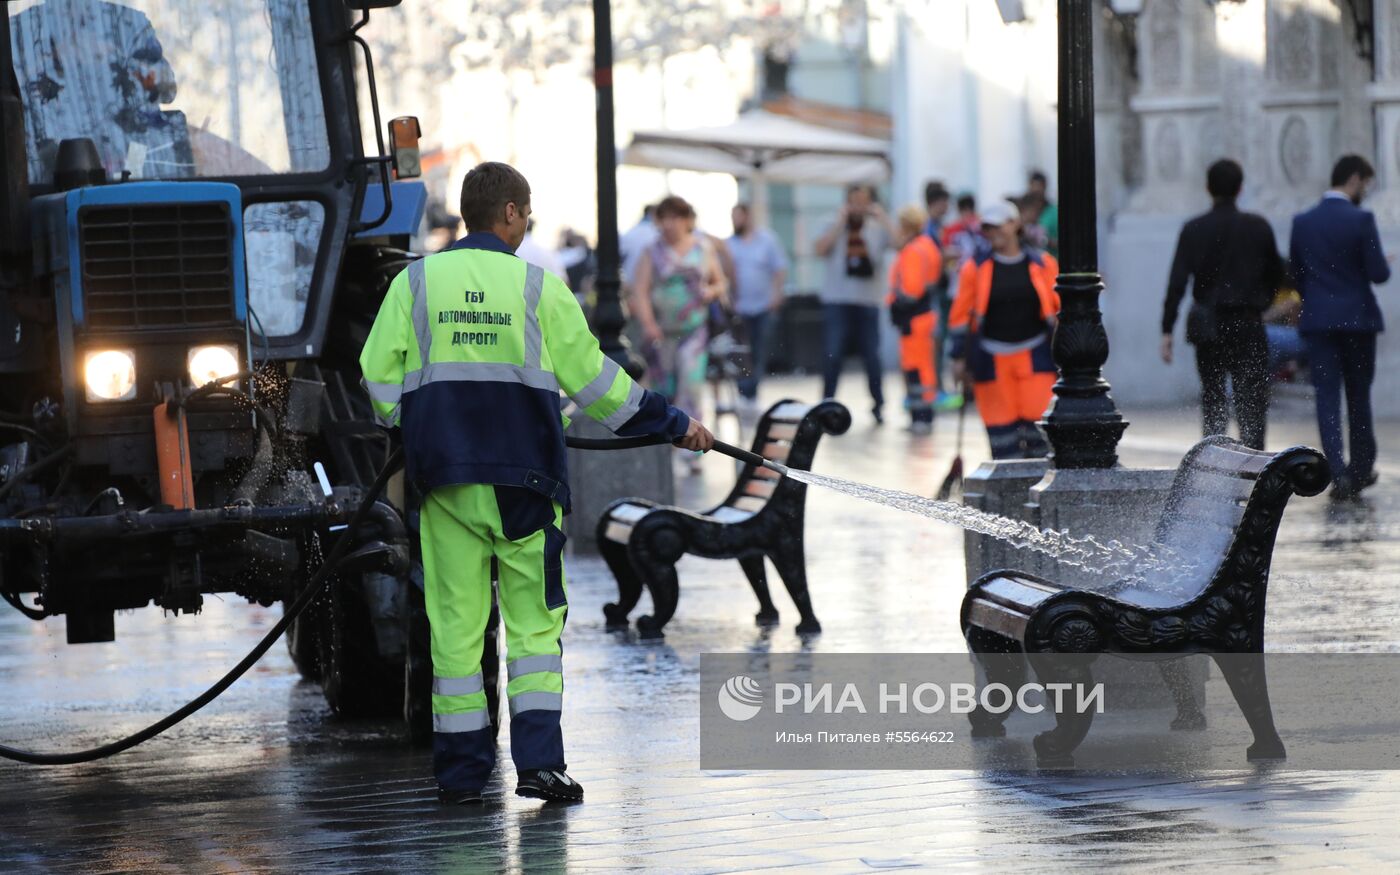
[813,185,897,424]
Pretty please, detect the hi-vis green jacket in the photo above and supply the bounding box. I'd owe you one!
[359,232,690,510]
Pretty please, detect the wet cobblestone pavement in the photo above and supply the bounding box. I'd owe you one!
[3,378,1399,872]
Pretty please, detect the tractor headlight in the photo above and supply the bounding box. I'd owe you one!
[83,349,137,402]
[187,344,240,389]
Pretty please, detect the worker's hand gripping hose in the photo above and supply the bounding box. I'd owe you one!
[0,434,785,765]
[0,447,404,765]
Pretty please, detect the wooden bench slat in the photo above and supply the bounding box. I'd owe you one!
[731,495,767,512]
[767,402,811,423]
[706,506,755,524]
[764,422,799,441]
[742,480,777,499]
[609,504,652,525]
[1165,494,1247,529]
[967,599,1031,641]
[978,576,1059,611]
[753,465,782,480]
[1180,467,1256,497]
[603,521,634,543]
[762,441,791,462]
[1193,443,1270,475]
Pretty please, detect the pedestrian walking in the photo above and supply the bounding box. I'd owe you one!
[726,203,789,414]
[888,205,944,433]
[1289,154,1393,499]
[813,184,897,423]
[360,162,715,805]
[923,181,961,411]
[1160,159,1284,451]
[941,192,985,266]
[630,195,727,472]
[948,200,1060,459]
[924,180,950,241]
[1027,170,1059,255]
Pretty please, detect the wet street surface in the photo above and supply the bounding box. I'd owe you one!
[3,377,1400,872]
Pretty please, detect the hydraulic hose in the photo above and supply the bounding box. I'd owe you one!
[0,431,786,765]
[0,447,404,766]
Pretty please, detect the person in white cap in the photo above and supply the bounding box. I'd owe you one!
[947,200,1061,459]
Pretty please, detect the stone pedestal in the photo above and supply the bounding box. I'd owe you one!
[1027,467,1176,589]
[564,417,673,553]
[962,458,1050,584]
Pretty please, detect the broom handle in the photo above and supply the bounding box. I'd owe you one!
[953,388,968,454]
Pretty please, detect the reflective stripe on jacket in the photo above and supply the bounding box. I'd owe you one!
[359,234,689,510]
[947,248,1060,359]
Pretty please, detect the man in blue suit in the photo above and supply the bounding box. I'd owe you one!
[1290,155,1393,499]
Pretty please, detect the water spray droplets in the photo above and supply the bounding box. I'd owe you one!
[785,468,1200,586]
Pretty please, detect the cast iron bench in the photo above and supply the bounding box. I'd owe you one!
[598,399,851,639]
[961,436,1329,766]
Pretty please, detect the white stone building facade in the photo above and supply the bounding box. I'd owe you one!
[896,0,1400,416]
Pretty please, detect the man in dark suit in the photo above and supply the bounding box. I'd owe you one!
[1290,155,1393,499]
[1161,159,1284,450]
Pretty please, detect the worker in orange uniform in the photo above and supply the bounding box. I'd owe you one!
[948,200,1061,459]
[887,206,945,434]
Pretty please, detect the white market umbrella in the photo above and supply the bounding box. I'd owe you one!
[622,109,891,223]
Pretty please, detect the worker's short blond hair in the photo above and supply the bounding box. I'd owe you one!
[897,205,926,233]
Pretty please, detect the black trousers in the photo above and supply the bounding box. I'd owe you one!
[1193,317,1268,450]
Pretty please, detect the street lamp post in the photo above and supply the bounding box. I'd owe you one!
[1039,0,1127,468]
[591,0,642,376]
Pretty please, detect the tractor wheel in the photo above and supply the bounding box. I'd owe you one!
[285,602,322,681]
[317,572,404,718]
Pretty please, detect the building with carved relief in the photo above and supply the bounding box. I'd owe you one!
[897,0,1400,413]
[1094,0,1390,412]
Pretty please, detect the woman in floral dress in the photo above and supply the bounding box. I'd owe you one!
[630,196,727,471]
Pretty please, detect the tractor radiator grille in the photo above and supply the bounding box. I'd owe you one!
[77,202,236,329]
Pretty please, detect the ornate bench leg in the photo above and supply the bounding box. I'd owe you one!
[1031,655,1098,767]
[600,537,642,631]
[965,629,1024,738]
[1160,659,1206,731]
[1212,653,1285,761]
[739,554,780,627]
[630,524,687,640]
[634,553,679,640]
[769,540,820,635]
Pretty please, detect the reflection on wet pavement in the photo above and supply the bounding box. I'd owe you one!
[2,378,1398,871]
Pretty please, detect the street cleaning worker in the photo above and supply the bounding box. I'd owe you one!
[887,205,944,434]
[948,199,1060,459]
[360,162,715,804]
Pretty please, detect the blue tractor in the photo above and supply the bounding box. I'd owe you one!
[0,0,459,739]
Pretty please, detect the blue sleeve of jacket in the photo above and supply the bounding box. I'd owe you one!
[615,387,690,439]
[1364,212,1391,285]
[1288,217,1306,297]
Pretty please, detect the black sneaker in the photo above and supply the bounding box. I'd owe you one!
[437,786,483,805]
[515,769,584,802]
[872,406,884,426]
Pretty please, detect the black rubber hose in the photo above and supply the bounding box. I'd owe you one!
[0,447,403,765]
[564,434,774,470]
[0,444,75,504]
